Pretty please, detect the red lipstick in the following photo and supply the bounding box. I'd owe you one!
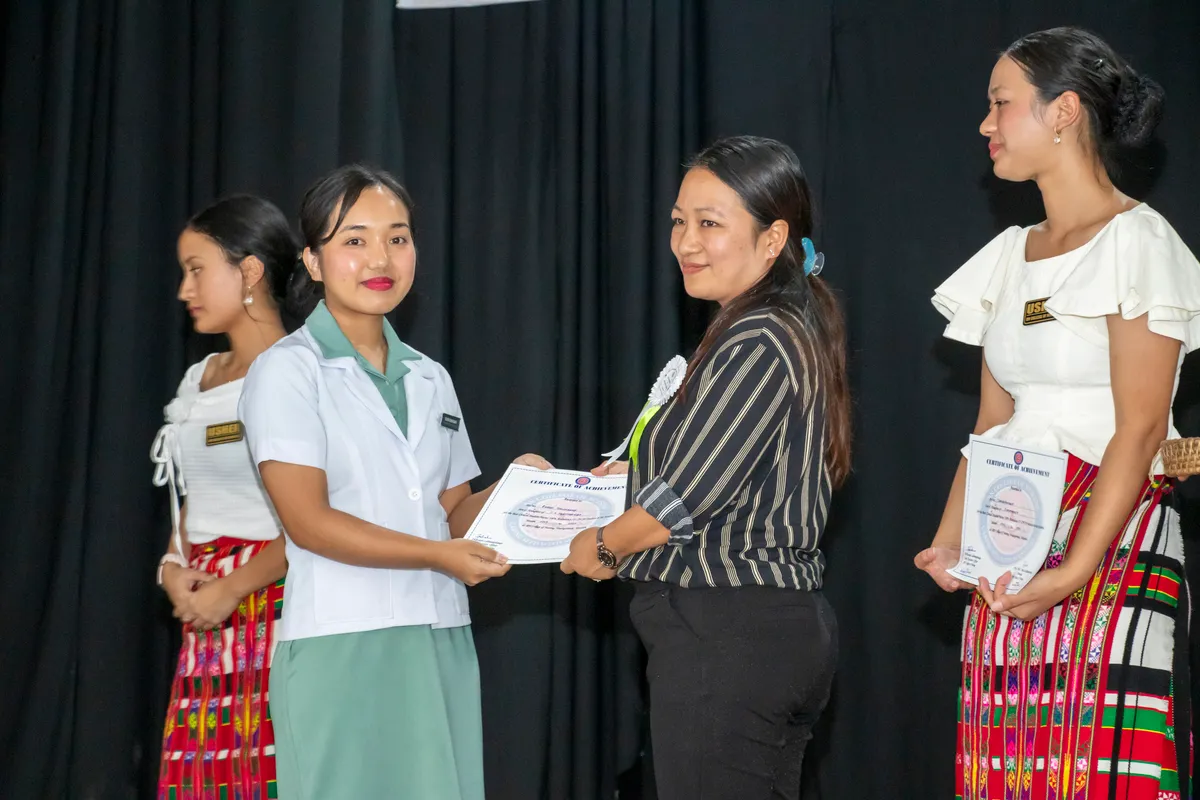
[362,277,395,291]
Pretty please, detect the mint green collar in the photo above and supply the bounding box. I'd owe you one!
[305,300,419,383]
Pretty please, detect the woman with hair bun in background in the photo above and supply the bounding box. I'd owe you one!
[152,195,296,799]
[916,27,1200,799]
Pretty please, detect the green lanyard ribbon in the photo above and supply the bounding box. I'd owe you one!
[629,404,663,471]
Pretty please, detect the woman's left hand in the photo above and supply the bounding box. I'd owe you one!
[560,528,617,581]
[188,578,243,631]
[978,565,1085,621]
[513,453,554,470]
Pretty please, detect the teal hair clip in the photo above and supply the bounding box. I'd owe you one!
[801,237,825,277]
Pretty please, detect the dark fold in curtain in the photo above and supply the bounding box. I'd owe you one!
[2,1,1199,798]
[393,4,706,796]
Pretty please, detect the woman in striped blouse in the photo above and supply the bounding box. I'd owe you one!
[561,135,851,800]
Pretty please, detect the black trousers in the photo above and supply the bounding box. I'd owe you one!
[630,580,837,800]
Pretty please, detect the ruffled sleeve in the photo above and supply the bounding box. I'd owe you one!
[1044,205,1200,352]
[931,226,1025,346]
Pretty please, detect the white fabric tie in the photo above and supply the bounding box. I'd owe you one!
[150,423,188,556]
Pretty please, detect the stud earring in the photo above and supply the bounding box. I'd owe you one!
[769,249,776,257]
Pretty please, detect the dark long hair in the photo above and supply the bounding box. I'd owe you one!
[1004,27,1164,176]
[289,164,416,318]
[187,194,298,308]
[681,136,851,487]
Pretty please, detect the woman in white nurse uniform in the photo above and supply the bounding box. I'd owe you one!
[239,164,547,799]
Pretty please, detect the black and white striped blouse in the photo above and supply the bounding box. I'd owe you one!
[619,309,831,590]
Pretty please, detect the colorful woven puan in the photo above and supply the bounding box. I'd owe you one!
[158,538,284,800]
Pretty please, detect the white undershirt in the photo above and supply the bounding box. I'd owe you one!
[151,354,282,550]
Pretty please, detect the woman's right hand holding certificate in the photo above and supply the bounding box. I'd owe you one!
[438,453,551,585]
[914,535,968,592]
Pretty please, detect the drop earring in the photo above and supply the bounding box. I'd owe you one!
[1053,129,1061,145]
[243,289,254,306]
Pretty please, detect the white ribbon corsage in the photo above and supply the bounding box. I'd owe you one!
[602,355,688,466]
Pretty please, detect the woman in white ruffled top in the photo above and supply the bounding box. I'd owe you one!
[150,195,295,800]
[914,27,1199,800]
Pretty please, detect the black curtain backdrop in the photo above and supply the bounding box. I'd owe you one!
[2,2,1198,799]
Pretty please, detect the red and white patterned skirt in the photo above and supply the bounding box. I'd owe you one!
[157,537,284,800]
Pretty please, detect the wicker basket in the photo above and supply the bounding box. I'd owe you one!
[1161,437,1200,478]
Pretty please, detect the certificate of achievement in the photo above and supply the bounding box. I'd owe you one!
[463,465,629,564]
[947,436,1067,593]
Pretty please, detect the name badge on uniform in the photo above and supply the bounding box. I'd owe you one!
[205,421,245,446]
[441,414,461,432]
[1022,297,1054,326]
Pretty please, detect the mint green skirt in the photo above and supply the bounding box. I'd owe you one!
[270,625,484,800]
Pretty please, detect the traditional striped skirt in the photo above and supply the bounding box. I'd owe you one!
[958,454,1190,800]
[158,537,284,800]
